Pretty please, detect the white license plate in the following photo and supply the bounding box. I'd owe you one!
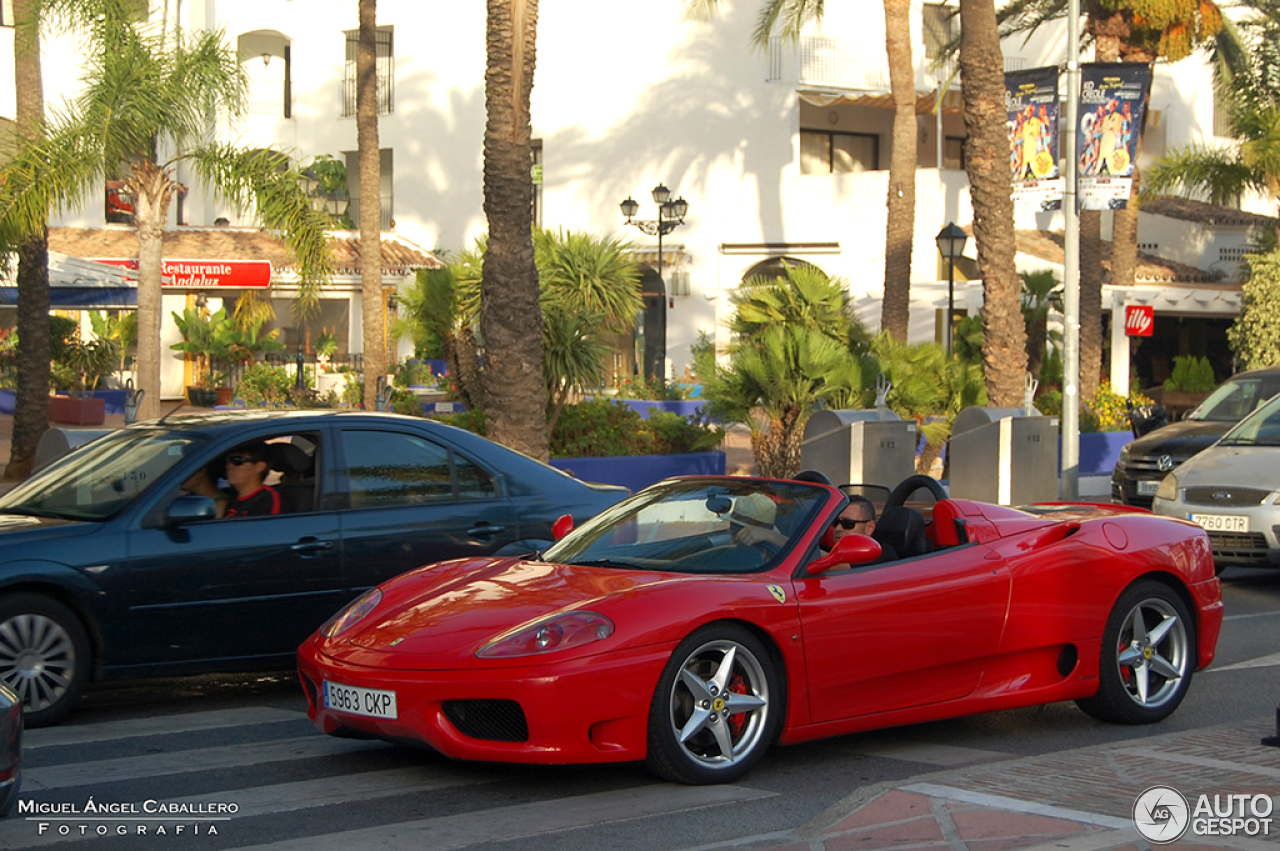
[1137,480,1160,496]
[324,680,398,719]
[1190,513,1249,533]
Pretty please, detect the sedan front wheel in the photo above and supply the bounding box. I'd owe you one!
[645,624,782,785]
[0,594,90,728]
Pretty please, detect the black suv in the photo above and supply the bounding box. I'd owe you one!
[1112,366,1280,507]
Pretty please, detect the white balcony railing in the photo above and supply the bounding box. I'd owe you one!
[769,36,1026,93]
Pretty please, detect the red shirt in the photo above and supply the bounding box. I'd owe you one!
[224,486,281,517]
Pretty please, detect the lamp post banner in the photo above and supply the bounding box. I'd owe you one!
[1076,62,1152,211]
[1006,66,1063,214]
[91,258,273,289]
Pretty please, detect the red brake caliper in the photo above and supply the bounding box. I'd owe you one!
[729,673,748,736]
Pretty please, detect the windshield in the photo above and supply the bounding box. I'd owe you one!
[1217,394,1280,447]
[542,478,832,575]
[1188,377,1280,423]
[0,429,206,521]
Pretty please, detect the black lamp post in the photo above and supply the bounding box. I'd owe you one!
[935,222,968,355]
[620,185,689,380]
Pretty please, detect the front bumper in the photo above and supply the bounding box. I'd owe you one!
[297,638,673,765]
[1152,497,1280,569]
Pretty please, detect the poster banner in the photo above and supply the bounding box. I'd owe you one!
[1077,62,1153,211]
[1006,66,1063,213]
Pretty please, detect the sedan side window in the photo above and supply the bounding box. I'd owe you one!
[341,430,456,507]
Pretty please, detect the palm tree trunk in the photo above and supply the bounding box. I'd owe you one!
[959,0,1024,406]
[6,0,50,480]
[358,0,385,410]
[481,0,547,461]
[880,0,915,341]
[131,162,176,423]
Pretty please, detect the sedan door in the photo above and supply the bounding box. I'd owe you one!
[335,426,521,593]
[795,543,1010,722]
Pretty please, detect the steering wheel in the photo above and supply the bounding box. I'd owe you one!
[885,474,947,509]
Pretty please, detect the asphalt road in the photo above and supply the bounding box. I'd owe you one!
[1,568,1276,851]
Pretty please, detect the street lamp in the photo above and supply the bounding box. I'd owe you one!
[935,222,968,355]
[620,184,689,380]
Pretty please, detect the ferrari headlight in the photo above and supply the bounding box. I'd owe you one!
[477,611,614,659]
[1155,472,1179,502]
[321,588,382,637]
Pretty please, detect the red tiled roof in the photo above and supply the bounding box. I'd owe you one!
[1013,229,1227,285]
[1139,195,1277,229]
[47,227,443,276]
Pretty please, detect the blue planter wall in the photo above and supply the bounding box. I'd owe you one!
[552,451,725,492]
[0,389,124,416]
[1063,431,1132,476]
[612,400,709,420]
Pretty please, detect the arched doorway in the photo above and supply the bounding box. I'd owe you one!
[741,256,824,282]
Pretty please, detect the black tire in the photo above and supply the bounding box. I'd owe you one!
[1076,581,1195,725]
[0,594,90,728]
[886,474,946,509]
[645,624,782,785]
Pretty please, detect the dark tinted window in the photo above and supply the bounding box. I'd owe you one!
[340,430,495,507]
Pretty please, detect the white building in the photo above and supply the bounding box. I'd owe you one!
[0,0,1259,397]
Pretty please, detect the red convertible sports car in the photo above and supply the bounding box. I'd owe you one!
[298,474,1223,785]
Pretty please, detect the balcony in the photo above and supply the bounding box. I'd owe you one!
[768,36,1025,94]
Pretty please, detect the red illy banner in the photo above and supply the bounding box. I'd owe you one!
[1125,304,1154,337]
[91,258,272,289]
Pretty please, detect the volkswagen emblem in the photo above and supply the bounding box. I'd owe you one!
[1156,455,1175,473]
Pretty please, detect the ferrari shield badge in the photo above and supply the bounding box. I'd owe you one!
[767,585,786,603]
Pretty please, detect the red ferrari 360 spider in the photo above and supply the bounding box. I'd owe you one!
[297,474,1223,785]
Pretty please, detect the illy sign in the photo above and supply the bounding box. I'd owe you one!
[1126,304,1154,337]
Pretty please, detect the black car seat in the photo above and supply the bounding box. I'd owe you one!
[871,506,932,559]
[269,443,315,513]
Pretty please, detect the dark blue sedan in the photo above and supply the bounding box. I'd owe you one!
[0,410,626,726]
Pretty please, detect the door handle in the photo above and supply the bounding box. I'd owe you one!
[467,524,505,539]
[291,538,335,554]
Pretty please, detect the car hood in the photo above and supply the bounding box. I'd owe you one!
[1126,419,1230,458]
[329,556,687,668]
[0,513,94,536]
[1174,445,1280,488]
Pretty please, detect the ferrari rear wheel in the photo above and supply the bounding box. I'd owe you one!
[646,624,781,785]
[1076,581,1194,725]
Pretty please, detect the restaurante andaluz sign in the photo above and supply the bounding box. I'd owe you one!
[91,258,272,289]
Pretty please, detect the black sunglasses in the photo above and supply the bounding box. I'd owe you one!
[225,454,260,467]
[836,517,872,530]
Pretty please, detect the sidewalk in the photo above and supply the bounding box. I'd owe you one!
[698,717,1280,851]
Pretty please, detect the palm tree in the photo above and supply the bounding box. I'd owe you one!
[960,0,1025,406]
[3,0,50,481]
[0,0,333,422]
[357,0,385,410]
[480,0,548,461]
[686,0,918,340]
[996,0,1229,402]
[697,264,874,478]
[1021,269,1061,382]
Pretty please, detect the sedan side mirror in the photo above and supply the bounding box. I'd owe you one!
[807,534,881,575]
[167,494,218,525]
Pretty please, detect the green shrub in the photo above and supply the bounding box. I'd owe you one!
[235,362,293,406]
[1164,356,1216,393]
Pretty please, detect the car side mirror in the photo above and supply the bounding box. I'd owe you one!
[807,534,881,575]
[167,494,218,525]
[551,514,574,540]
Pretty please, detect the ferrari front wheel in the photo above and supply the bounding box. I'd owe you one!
[1076,580,1195,725]
[646,624,781,785]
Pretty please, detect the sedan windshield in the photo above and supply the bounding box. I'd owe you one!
[1216,393,1280,447]
[0,429,206,521]
[1188,377,1280,423]
[542,478,831,574]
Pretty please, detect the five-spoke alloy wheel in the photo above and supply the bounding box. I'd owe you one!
[1076,580,1195,724]
[0,594,90,727]
[646,624,782,784]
